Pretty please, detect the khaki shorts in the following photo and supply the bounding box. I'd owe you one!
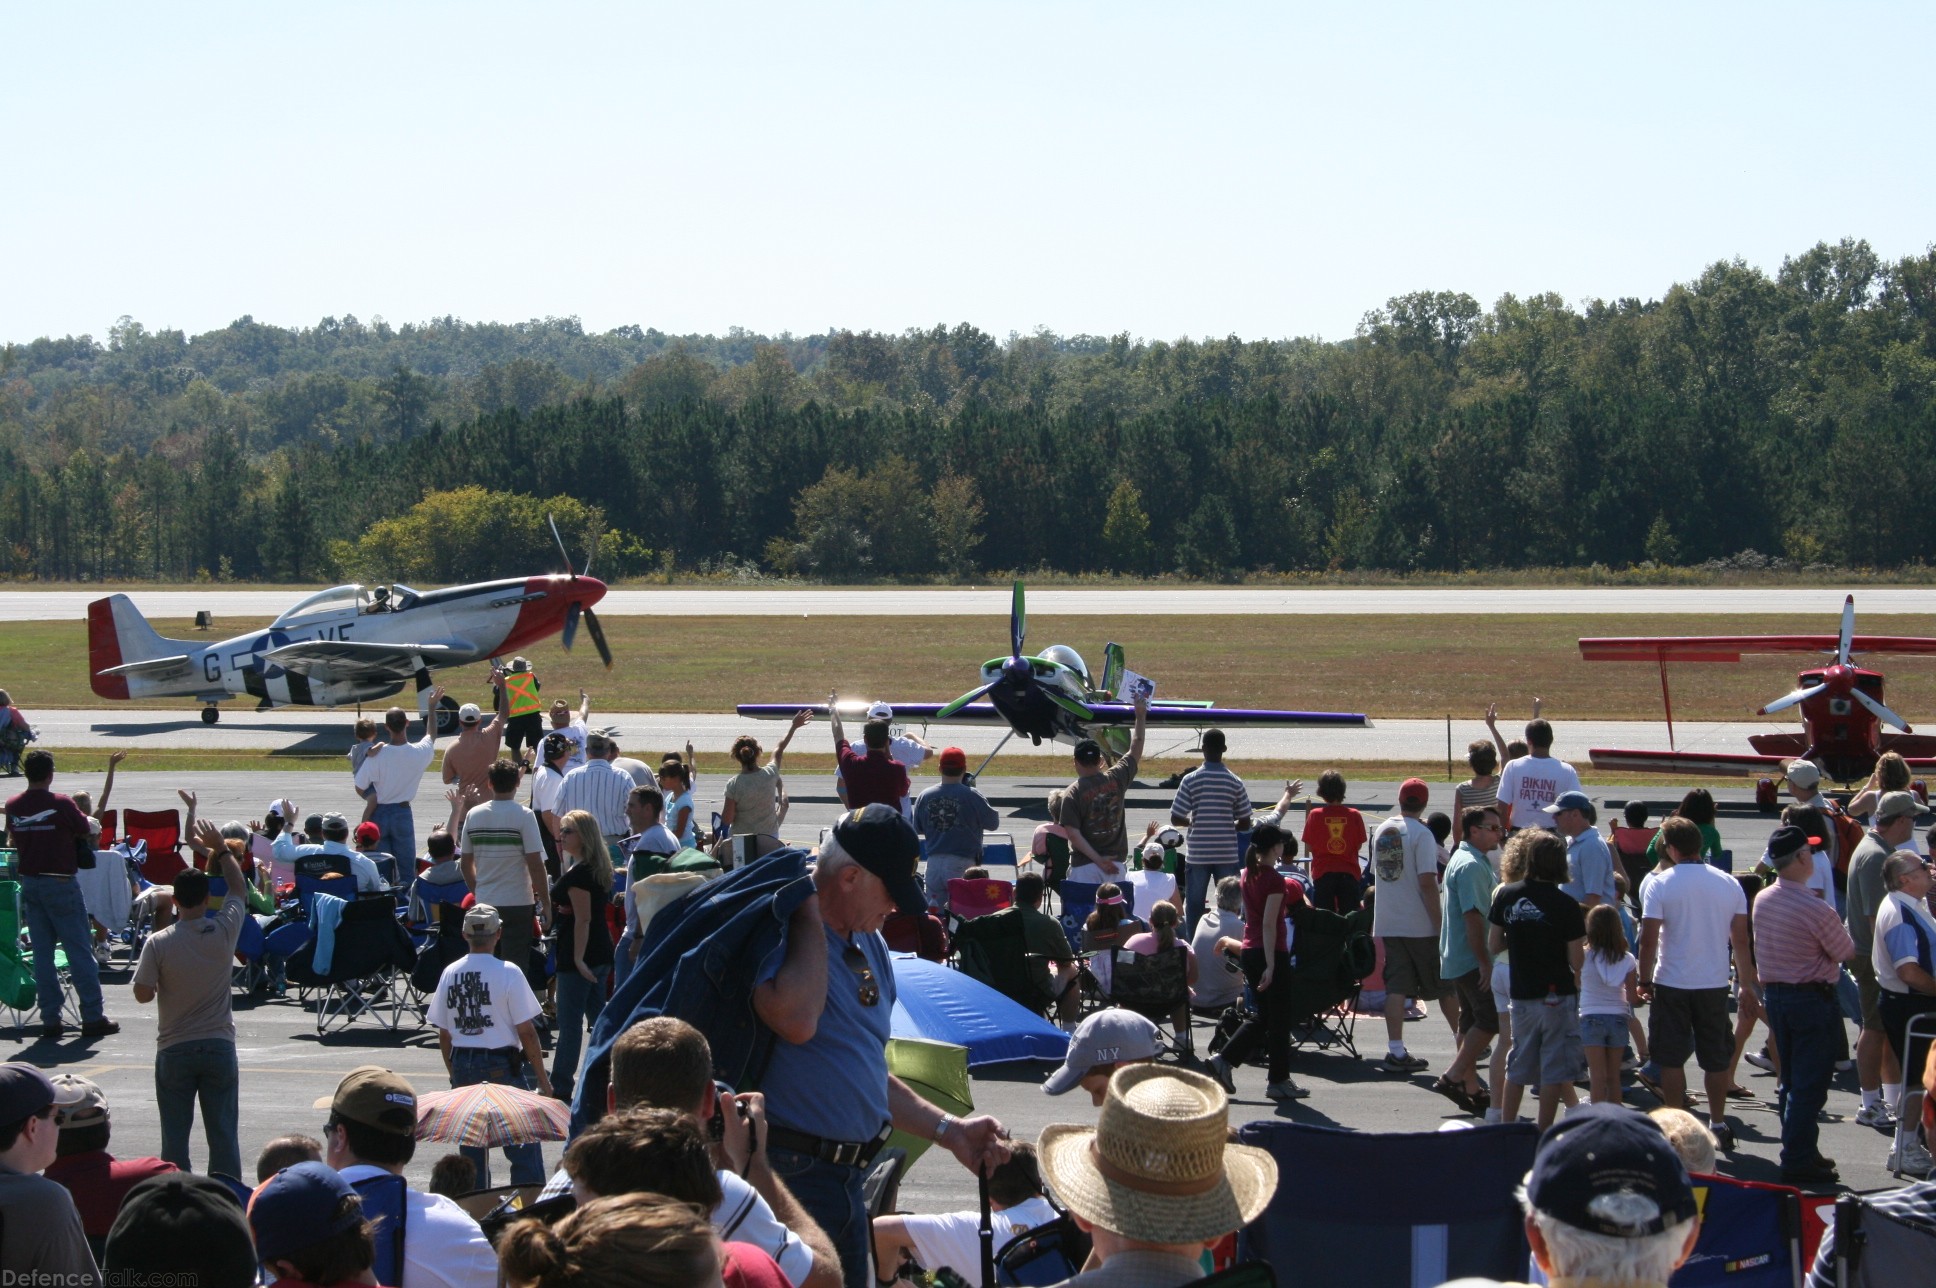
[1382,935,1450,1000]
[1850,955,1885,1034]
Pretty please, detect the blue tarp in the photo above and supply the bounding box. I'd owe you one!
[890,955,1069,1067]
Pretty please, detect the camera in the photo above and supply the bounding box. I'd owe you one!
[706,1079,742,1142]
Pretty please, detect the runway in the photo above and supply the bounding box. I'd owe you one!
[27,706,1795,763]
[4,585,1934,621]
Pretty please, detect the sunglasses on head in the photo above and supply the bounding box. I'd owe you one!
[842,943,880,1007]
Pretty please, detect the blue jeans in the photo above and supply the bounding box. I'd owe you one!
[371,802,416,874]
[1184,861,1239,937]
[769,1144,869,1288]
[550,963,610,1102]
[156,1038,242,1179]
[20,874,104,1026]
[1763,983,1839,1168]
[450,1047,546,1188]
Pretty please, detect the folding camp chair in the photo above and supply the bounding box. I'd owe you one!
[863,1147,909,1219]
[1672,1173,1804,1288]
[96,810,118,848]
[1888,1011,1936,1178]
[949,877,1014,921]
[980,833,1019,871]
[286,895,420,1034]
[351,1171,408,1284]
[1816,1189,1936,1287]
[123,808,187,882]
[295,873,358,919]
[1106,944,1195,1060]
[952,909,1064,1017]
[1283,905,1376,1058]
[1237,1120,1540,1288]
[995,1215,1091,1286]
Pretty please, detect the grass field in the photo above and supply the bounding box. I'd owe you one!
[12,612,1936,723]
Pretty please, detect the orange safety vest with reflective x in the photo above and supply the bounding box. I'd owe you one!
[504,671,543,717]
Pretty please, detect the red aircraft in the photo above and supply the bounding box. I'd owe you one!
[1579,596,1936,805]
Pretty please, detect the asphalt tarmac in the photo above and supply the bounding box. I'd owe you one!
[8,772,1926,1216]
[7,585,1936,620]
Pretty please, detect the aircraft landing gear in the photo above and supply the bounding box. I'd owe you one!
[433,694,460,734]
[200,706,220,726]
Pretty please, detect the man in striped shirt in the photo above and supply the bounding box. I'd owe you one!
[557,732,636,848]
[1753,825,1855,1184]
[1170,730,1252,935]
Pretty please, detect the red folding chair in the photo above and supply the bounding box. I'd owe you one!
[947,878,1013,920]
[97,809,118,847]
[124,808,187,882]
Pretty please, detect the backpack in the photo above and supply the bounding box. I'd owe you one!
[1823,802,1866,878]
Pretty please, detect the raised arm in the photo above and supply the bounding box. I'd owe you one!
[1129,689,1149,761]
[772,708,813,769]
[421,685,447,745]
[1484,701,1507,766]
[576,688,591,726]
[97,750,126,816]
[827,691,845,752]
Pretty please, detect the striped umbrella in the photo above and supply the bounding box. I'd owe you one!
[415,1082,571,1148]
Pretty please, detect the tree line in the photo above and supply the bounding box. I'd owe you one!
[2,236,1933,582]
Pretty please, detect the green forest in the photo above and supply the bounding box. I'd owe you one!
[3,236,1933,584]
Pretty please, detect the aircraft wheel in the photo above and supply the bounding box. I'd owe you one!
[200,706,220,726]
[434,694,460,734]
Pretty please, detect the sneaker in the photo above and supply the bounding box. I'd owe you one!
[1380,1052,1429,1073]
[1887,1140,1934,1176]
[1620,1052,1641,1073]
[1744,1050,1776,1073]
[1205,1054,1237,1094]
[1855,1102,1898,1129]
[1780,1157,1840,1185]
[79,1018,120,1038]
[1404,1004,1427,1022]
[1709,1121,1737,1152]
[1266,1079,1310,1101]
[92,943,111,966]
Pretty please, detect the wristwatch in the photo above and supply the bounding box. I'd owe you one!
[932,1113,955,1143]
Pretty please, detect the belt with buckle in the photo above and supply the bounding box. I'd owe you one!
[766,1123,892,1169]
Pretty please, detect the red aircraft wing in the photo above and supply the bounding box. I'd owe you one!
[1580,635,1936,663]
[1585,748,1795,777]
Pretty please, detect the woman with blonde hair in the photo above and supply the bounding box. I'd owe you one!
[501,1192,723,1288]
[1849,750,1913,826]
[549,807,614,1102]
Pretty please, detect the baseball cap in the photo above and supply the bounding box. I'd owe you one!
[457,702,483,724]
[1072,738,1104,763]
[266,798,288,820]
[248,1161,363,1263]
[1542,790,1595,816]
[353,821,381,846]
[48,1073,108,1129]
[1043,1009,1162,1096]
[866,701,894,721]
[1766,825,1817,865]
[105,1174,257,1286]
[1525,1103,1697,1238]
[312,1065,418,1136]
[938,746,968,773]
[1784,760,1821,788]
[319,812,350,838]
[829,804,926,916]
[464,904,503,936]
[1398,777,1430,809]
[0,1062,85,1124]
[1876,791,1921,824]
[303,813,325,838]
[543,732,573,759]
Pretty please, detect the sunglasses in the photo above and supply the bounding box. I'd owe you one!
[842,943,880,1007]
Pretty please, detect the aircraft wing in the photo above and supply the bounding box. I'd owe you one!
[1083,703,1370,728]
[735,702,1012,727]
[263,640,465,682]
[1585,748,1795,776]
[1581,635,1936,662]
[97,654,197,684]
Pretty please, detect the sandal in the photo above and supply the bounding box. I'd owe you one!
[1430,1078,1477,1115]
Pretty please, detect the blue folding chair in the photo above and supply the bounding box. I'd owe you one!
[1671,1173,1803,1288]
[295,874,357,919]
[351,1171,408,1285]
[1236,1120,1540,1288]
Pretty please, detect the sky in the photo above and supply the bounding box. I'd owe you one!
[6,2,1933,347]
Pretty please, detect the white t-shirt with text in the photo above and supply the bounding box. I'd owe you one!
[427,952,542,1048]
[1496,755,1583,830]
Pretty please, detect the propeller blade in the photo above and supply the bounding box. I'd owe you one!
[1011,581,1027,659]
[583,607,613,670]
[548,514,576,581]
[1851,686,1912,733]
[562,602,581,652]
[1758,682,1827,716]
[1839,594,1855,666]
[1047,690,1094,721]
[937,682,999,719]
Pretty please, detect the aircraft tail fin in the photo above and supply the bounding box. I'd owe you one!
[88,595,196,699]
[1101,642,1125,698]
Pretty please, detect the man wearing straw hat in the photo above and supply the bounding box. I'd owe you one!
[1036,1065,1278,1286]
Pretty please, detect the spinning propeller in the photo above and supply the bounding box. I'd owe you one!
[549,515,613,669]
[1756,594,1910,730]
[935,582,1092,720]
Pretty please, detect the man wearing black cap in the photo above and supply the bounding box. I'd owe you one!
[1055,690,1150,934]
[103,1172,255,1288]
[752,803,1012,1288]
[1444,1104,1701,1288]
[1753,826,1855,1183]
[0,1062,97,1280]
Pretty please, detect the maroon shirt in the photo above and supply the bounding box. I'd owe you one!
[837,741,909,811]
[44,1149,178,1239]
[5,786,91,877]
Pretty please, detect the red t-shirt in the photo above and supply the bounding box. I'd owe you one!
[1301,805,1367,882]
[5,786,92,877]
[1241,865,1291,954]
[44,1150,179,1239]
[837,741,909,811]
[723,1242,793,1288]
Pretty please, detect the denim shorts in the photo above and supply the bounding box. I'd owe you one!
[1579,1011,1629,1049]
